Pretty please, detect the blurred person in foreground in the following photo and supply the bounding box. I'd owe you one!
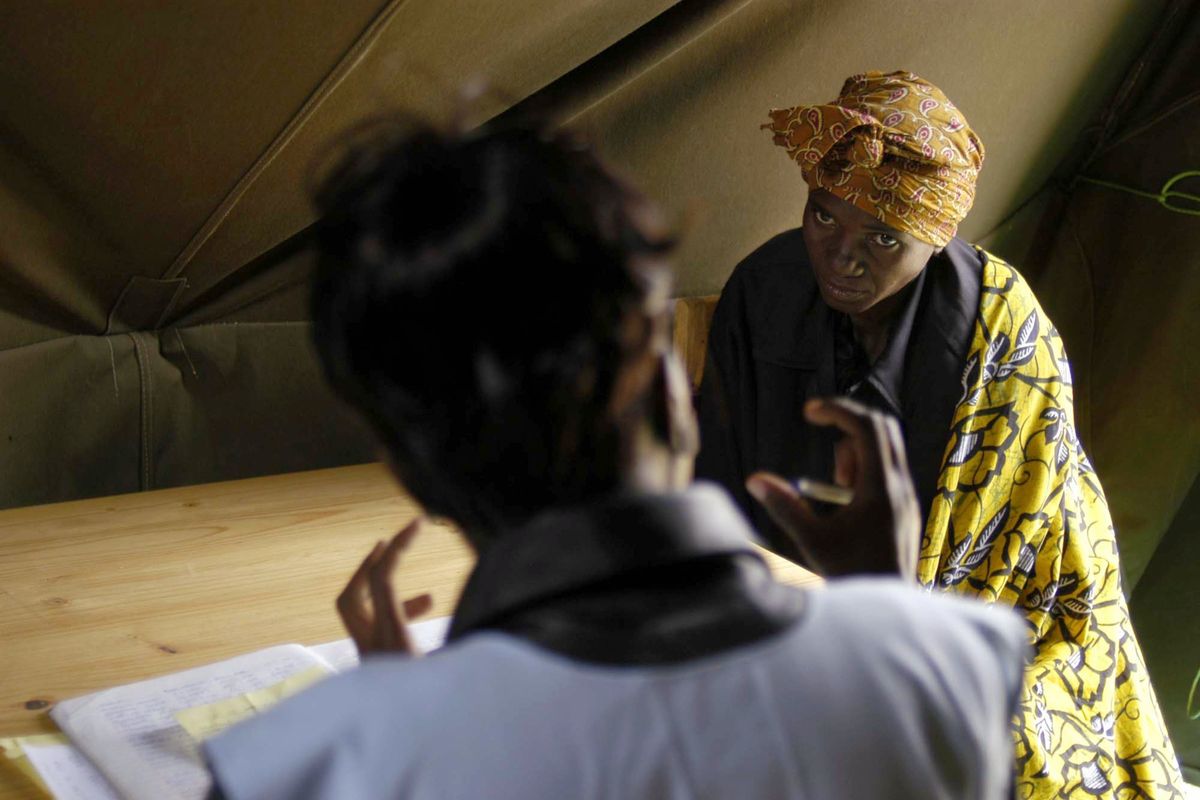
[203,117,1026,800]
[696,70,1183,798]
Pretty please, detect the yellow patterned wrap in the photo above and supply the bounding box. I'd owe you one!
[764,71,985,247]
[924,251,1184,798]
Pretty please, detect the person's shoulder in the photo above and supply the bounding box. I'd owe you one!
[724,228,810,288]
[943,237,985,271]
[969,244,1043,304]
[204,637,519,799]
[966,244,1067,352]
[226,635,523,736]
[715,228,818,332]
[816,580,1028,734]
[819,577,1027,635]
[796,579,1026,799]
[815,578,1028,680]
[742,227,808,264]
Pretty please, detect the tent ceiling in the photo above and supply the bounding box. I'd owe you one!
[0,0,1175,504]
[0,0,679,348]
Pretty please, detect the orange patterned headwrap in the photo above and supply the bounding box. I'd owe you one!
[764,71,985,247]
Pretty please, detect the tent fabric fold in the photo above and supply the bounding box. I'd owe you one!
[0,0,684,507]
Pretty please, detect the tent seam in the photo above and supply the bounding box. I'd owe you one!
[1099,90,1200,154]
[0,321,316,357]
[560,0,754,126]
[161,0,417,281]
[175,320,309,332]
[1064,203,1095,451]
[128,332,154,491]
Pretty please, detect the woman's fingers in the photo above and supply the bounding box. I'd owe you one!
[880,415,921,581]
[804,398,886,487]
[767,397,922,578]
[338,540,384,612]
[368,520,422,651]
[337,519,428,655]
[337,540,385,651]
[803,396,873,431]
[402,593,433,620]
[833,436,857,488]
[746,472,827,558]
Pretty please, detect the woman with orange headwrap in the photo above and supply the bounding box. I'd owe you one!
[696,71,1184,798]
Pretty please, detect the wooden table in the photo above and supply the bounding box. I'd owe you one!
[0,464,819,799]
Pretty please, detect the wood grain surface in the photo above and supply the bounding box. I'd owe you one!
[0,463,817,799]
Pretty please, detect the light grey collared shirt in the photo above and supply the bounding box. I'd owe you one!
[206,574,1025,799]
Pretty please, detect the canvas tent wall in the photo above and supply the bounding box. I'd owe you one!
[0,0,1196,777]
[1017,1,1200,779]
[0,0,1164,506]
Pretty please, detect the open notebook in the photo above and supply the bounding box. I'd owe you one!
[4,617,449,800]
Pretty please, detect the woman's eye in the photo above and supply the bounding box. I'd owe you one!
[813,209,835,226]
[873,233,899,248]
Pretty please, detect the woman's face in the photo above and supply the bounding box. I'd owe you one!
[801,189,939,326]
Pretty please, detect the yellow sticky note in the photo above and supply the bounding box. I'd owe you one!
[0,733,69,797]
[244,666,329,711]
[175,695,258,742]
[175,665,330,742]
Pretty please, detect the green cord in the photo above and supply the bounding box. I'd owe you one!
[1077,170,1200,216]
[1077,166,1200,715]
[1190,667,1200,720]
[1080,167,1200,719]
[1078,167,1200,722]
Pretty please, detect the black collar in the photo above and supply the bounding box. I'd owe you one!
[849,266,928,415]
[903,237,983,417]
[447,484,766,642]
[835,238,981,422]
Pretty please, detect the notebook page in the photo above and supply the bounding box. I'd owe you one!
[22,740,120,800]
[50,644,328,800]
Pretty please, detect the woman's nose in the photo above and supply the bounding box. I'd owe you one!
[832,241,864,277]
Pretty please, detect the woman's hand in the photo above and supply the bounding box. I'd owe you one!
[336,519,434,656]
[745,398,921,580]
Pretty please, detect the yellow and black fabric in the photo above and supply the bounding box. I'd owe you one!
[928,252,1183,798]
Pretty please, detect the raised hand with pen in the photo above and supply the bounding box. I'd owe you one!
[745,397,921,580]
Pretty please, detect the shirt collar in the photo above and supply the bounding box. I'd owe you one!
[843,237,980,417]
[448,484,762,640]
[857,265,928,414]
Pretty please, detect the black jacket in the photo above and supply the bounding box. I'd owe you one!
[695,228,981,561]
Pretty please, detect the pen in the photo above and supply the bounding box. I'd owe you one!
[792,478,853,506]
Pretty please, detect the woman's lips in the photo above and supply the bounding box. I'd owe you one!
[820,276,869,302]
